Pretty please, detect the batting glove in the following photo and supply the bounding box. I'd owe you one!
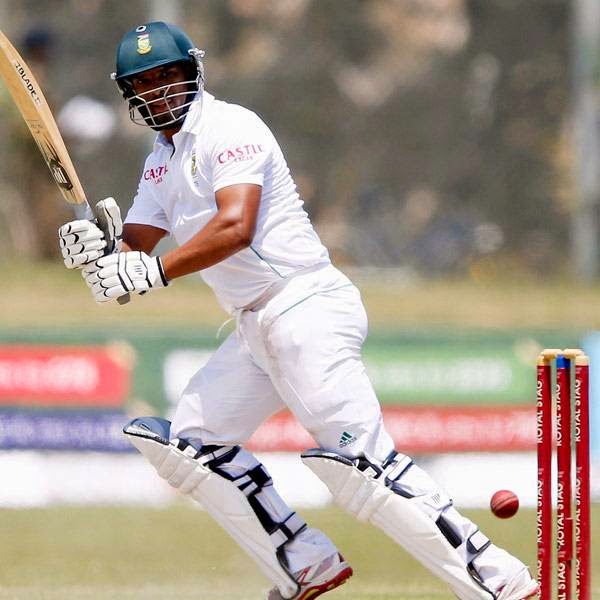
[59,220,106,268]
[58,197,122,268]
[83,251,169,303]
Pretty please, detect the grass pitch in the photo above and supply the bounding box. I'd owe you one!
[0,505,598,599]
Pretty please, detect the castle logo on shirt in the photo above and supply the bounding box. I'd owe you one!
[143,164,168,184]
[217,144,264,164]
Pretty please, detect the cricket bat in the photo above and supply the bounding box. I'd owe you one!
[0,29,129,303]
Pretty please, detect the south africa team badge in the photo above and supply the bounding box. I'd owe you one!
[136,33,151,55]
[191,149,197,177]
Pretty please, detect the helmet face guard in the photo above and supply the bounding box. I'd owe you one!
[127,78,198,129]
[112,22,205,131]
[117,49,205,130]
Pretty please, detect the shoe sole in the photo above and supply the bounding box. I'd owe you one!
[298,566,353,600]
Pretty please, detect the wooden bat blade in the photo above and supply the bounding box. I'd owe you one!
[0,29,130,305]
[0,29,90,215]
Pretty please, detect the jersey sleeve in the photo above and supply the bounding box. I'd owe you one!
[124,171,171,233]
[209,109,273,193]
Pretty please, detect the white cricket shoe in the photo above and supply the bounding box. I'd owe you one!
[267,552,353,600]
[495,567,538,600]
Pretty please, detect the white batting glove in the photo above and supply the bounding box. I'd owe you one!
[82,251,169,303]
[58,197,122,268]
[95,197,123,254]
[59,220,106,268]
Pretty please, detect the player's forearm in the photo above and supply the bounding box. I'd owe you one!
[122,223,167,254]
[160,214,253,280]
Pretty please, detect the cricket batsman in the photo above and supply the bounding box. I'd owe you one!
[58,21,538,600]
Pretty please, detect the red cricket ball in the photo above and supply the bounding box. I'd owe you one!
[490,489,519,519]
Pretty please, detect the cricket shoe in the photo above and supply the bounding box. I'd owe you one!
[267,552,353,600]
[495,567,538,600]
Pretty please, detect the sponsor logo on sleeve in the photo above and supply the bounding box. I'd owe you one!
[217,144,264,165]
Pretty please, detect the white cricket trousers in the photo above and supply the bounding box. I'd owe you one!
[171,264,394,462]
[169,265,526,589]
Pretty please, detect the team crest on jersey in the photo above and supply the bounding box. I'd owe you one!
[190,149,197,178]
[137,33,152,54]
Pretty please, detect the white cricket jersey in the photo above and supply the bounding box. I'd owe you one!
[125,91,331,313]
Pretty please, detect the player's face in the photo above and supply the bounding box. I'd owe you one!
[130,63,193,127]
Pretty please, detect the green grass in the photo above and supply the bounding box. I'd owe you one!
[4,261,600,332]
[1,264,596,598]
[0,505,598,599]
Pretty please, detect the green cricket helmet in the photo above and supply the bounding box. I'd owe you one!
[111,21,205,131]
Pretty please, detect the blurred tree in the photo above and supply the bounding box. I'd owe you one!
[0,0,578,278]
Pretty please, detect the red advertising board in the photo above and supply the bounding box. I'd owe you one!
[247,406,536,454]
[0,345,130,407]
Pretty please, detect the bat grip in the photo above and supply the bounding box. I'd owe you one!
[72,203,130,303]
[93,208,131,305]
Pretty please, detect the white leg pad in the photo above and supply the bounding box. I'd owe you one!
[302,450,494,600]
[124,417,300,598]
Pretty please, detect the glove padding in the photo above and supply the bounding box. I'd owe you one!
[59,220,106,268]
[58,197,122,268]
[83,251,169,303]
[95,197,123,254]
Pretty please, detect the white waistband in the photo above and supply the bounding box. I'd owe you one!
[239,262,332,313]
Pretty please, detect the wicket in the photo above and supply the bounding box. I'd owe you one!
[536,349,591,600]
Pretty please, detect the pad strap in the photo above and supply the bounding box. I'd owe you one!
[195,444,307,551]
[124,417,302,597]
[302,448,494,600]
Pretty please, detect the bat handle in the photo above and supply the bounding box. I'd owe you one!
[72,203,131,304]
[93,202,131,305]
